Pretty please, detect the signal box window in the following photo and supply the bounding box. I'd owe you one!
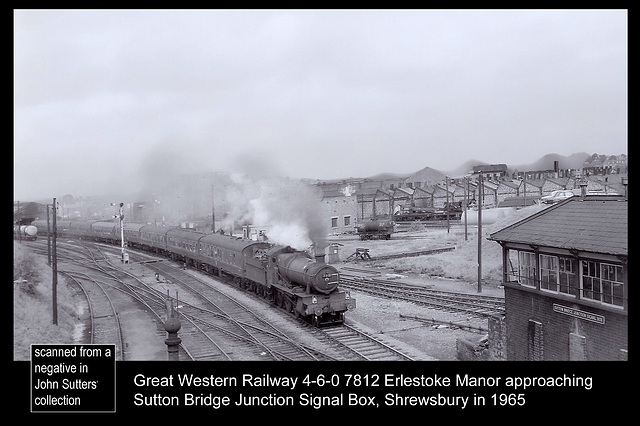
[518,252,536,287]
[582,261,624,307]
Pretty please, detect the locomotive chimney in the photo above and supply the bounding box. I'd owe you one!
[314,243,326,263]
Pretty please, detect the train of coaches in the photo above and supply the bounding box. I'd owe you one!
[16,203,464,321]
[25,219,356,327]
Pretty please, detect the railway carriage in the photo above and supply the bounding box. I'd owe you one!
[91,221,119,243]
[198,233,270,286]
[69,220,94,239]
[123,222,146,247]
[165,228,204,265]
[139,225,173,253]
[55,220,75,237]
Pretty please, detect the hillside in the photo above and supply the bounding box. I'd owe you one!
[13,242,80,360]
[443,159,487,177]
[368,152,595,184]
[404,166,446,186]
[506,152,591,173]
[366,172,411,180]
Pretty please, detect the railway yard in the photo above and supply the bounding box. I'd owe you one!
[14,224,504,361]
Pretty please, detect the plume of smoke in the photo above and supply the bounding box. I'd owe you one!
[226,175,326,251]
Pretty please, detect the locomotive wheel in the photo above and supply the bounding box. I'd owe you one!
[284,298,293,313]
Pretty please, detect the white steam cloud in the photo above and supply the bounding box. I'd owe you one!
[227,175,326,251]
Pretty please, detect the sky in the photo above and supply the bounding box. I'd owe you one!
[14,9,627,201]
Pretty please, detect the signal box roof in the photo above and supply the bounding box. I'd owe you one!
[489,196,627,256]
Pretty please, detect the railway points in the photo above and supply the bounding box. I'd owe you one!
[19,219,504,361]
[25,238,426,360]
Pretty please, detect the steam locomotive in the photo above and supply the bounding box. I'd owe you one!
[31,220,355,326]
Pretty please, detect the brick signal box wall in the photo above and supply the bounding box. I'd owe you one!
[504,286,628,361]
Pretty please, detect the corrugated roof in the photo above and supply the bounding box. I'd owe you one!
[489,196,627,256]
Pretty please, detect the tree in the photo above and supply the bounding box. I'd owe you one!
[61,194,76,205]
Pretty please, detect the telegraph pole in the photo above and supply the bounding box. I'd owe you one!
[523,173,527,207]
[464,177,468,241]
[477,174,483,294]
[17,201,21,243]
[46,202,51,266]
[52,198,58,325]
[445,177,450,233]
[211,185,216,233]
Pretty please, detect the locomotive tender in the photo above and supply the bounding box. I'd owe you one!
[31,219,355,326]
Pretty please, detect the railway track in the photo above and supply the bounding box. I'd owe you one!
[74,243,335,361]
[154,258,426,360]
[24,240,419,361]
[60,271,126,360]
[146,259,418,361]
[340,274,505,318]
[144,260,337,361]
[320,323,414,361]
[29,240,226,360]
[43,241,186,360]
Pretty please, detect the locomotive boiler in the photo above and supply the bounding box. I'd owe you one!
[275,251,339,294]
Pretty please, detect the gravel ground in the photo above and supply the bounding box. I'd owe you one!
[340,267,500,361]
[182,262,494,361]
[39,230,504,362]
[131,229,505,361]
[344,289,491,361]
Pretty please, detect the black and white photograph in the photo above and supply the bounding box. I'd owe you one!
[14,8,627,416]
